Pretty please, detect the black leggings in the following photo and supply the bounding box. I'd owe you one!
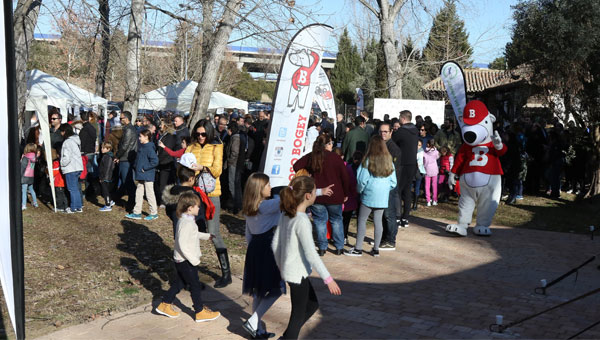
[100,181,111,206]
[283,277,319,339]
[342,210,354,239]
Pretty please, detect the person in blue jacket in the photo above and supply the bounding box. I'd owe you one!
[345,135,397,257]
[126,129,160,221]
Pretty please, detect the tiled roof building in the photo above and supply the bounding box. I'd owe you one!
[423,68,523,94]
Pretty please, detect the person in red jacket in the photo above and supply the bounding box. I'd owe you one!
[293,134,350,256]
[51,148,68,212]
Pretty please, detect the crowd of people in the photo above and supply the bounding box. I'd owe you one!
[19,104,596,339]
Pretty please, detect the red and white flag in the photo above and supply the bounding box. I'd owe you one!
[262,24,333,187]
[314,67,336,120]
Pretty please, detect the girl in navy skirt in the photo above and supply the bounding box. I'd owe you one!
[241,173,284,339]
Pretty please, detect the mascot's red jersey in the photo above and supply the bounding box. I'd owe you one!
[451,141,507,176]
[291,51,319,90]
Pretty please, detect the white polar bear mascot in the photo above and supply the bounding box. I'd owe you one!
[445,100,507,236]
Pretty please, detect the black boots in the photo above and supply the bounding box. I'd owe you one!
[214,248,232,288]
[411,199,418,211]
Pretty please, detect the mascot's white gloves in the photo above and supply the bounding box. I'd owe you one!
[448,172,457,189]
[492,131,503,150]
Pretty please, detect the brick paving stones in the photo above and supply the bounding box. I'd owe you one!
[36,218,600,339]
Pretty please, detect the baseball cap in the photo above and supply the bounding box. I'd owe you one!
[463,100,488,125]
[179,153,197,169]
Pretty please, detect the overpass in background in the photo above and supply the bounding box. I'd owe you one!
[34,33,337,82]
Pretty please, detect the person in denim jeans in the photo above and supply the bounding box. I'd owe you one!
[59,124,84,213]
[293,134,350,256]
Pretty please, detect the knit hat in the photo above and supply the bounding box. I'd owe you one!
[179,153,197,169]
[463,100,488,125]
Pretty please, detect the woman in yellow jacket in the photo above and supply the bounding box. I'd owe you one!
[186,119,231,288]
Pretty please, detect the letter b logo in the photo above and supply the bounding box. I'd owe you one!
[469,109,476,118]
[298,70,308,84]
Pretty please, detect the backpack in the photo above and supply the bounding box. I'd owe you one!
[23,157,35,177]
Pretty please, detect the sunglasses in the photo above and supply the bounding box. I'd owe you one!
[50,117,60,121]
[197,132,207,137]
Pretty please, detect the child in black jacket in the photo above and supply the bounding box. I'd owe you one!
[99,142,116,211]
[163,165,209,236]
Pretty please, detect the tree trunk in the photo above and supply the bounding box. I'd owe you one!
[585,124,600,198]
[13,0,42,139]
[380,19,403,99]
[201,0,215,75]
[188,0,242,128]
[123,0,145,121]
[95,0,110,98]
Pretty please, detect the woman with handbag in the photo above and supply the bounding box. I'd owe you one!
[186,119,231,288]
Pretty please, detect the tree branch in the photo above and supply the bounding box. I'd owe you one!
[145,2,203,27]
[358,0,380,19]
[227,28,296,44]
[391,0,406,18]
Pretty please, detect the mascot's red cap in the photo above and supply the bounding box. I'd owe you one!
[463,100,488,125]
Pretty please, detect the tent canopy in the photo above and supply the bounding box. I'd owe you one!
[24,69,109,212]
[138,80,248,114]
[26,69,108,117]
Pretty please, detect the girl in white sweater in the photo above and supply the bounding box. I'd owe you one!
[155,192,220,323]
[272,176,341,339]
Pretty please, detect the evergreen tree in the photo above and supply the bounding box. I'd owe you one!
[352,39,379,112]
[505,0,600,196]
[422,0,472,80]
[489,56,506,70]
[330,28,362,107]
[399,36,425,100]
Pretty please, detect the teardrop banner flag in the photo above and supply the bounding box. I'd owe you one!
[261,24,333,187]
[314,67,336,119]
[440,61,467,128]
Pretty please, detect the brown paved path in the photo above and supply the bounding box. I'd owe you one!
[37,216,600,339]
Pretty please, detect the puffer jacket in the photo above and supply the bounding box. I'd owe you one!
[162,184,207,235]
[60,135,84,174]
[356,159,397,209]
[116,123,137,162]
[185,141,223,197]
[423,147,440,177]
[134,142,159,181]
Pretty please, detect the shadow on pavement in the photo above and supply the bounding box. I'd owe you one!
[297,218,600,339]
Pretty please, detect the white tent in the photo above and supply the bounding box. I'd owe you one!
[138,80,249,114]
[25,69,108,212]
[26,69,108,120]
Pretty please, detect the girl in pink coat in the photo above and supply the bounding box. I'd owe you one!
[422,139,440,206]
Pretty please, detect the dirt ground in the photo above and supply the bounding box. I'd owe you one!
[0,198,249,339]
[1,192,599,339]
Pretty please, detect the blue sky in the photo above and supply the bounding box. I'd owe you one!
[34,0,518,65]
[307,0,519,64]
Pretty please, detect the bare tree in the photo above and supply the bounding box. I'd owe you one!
[123,0,145,120]
[14,0,42,138]
[95,0,111,97]
[188,0,243,128]
[358,0,406,99]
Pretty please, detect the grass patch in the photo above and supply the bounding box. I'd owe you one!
[119,287,140,296]
[0,198,248,339]
[412,193,600,233]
